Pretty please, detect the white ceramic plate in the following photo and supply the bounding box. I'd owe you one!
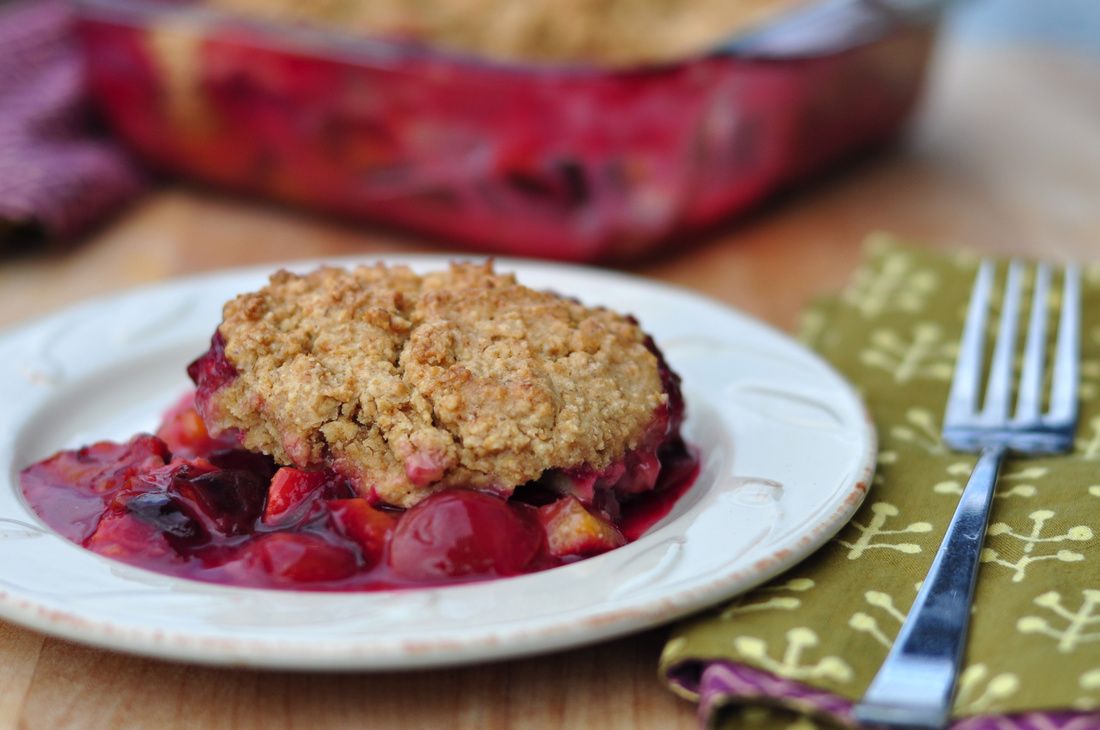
[0,256,874,670]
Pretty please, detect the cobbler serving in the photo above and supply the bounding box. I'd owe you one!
[21,263,697,590]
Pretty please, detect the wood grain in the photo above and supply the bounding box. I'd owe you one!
[13,630,694,730]
[1,43,1098,729]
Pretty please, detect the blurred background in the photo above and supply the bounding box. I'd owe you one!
[948,0,1100,53]
[0,0,1098,328]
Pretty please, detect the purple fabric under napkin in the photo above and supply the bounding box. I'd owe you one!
[667,662,1100,729]
[0,0,145,242]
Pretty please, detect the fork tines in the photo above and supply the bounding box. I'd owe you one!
[943,259,1081,453]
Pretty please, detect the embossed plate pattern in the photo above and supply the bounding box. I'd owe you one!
[0,257,875,669]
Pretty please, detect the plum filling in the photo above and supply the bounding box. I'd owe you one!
[21,336,696,591]
[21,393,697,591]
[21,399,697,591]
[187,331,237,428]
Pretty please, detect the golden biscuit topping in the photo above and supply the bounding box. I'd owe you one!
[204,0,809,66]
[198,262,668,507]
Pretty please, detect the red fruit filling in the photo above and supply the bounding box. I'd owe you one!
[536,496,625,558]
[247,533,359,584]
[21,384,697,591]
[187,331,237,425]
[21,435,170,543]
[156,391,239,458]
[328,499,397,568]
[262,467,350,527]
[388,490,544,580]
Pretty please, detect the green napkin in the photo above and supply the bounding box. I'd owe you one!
[660,235,1100,728]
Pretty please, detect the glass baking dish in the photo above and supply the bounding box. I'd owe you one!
[76,0,942,261]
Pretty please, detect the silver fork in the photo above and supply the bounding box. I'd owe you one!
[853,260,1081,729]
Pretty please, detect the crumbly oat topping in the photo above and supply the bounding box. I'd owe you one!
[204,0,809,66]
[201,262,667,507]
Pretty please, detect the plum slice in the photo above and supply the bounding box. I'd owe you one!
[388,489,544,581]
[328,498,398,569]
[536,496,625,558]
[249,533,359,583]
[262,467,353,527]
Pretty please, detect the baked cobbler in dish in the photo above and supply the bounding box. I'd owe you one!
[21,263,697,590]
[204,0,810,66]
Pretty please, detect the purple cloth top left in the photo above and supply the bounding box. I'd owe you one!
[0,0,145,243]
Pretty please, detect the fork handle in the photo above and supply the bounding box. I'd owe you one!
[853,445,1006,729]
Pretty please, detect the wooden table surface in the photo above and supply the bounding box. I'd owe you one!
[1,42,1098,730]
